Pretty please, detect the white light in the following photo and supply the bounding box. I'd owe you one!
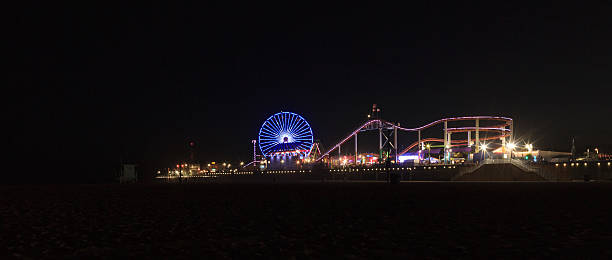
[507,143,516,150]
[398,155,419,163]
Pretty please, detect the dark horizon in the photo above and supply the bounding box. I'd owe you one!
[14,1,612,182]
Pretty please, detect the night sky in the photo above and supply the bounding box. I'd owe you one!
[14,1,612,182]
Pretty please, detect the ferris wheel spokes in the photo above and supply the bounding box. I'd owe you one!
[258,112,314,157]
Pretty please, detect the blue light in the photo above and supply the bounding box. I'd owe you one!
[258,112,314,157]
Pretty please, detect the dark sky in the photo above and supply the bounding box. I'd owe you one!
[14,1,612,182]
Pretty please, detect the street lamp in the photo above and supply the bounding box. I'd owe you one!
[481,143,488,160]
[507,142,516,150]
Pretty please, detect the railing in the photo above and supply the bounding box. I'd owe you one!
[454,159,556,181]
[509,159,538,172]
[453,163,485,180]
[479,158,541,173]
[482,158,510,165]
[454,160,496,178]
[452,159,502,179]
[509,159,560,181]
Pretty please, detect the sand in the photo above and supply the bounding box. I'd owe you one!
[2,182,611,258]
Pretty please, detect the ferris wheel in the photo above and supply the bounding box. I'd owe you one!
[258,112,314,156]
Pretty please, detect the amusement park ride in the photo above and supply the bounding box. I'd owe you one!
[246,106,515,169]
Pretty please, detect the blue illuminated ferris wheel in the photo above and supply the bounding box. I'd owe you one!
[258,112,314,157]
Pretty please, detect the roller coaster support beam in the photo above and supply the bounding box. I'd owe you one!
[467,131,471,147]
[502,135,506,156]
[354,133,358,166]
[394,124,398,163]
[418,130,421,163]
[379,125,383,152]
[444,120,448,164]
[467,131,472,161]
[475,119,480,153]
[448,131,452,163]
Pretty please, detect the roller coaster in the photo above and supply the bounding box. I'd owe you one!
[316,116,513,164]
